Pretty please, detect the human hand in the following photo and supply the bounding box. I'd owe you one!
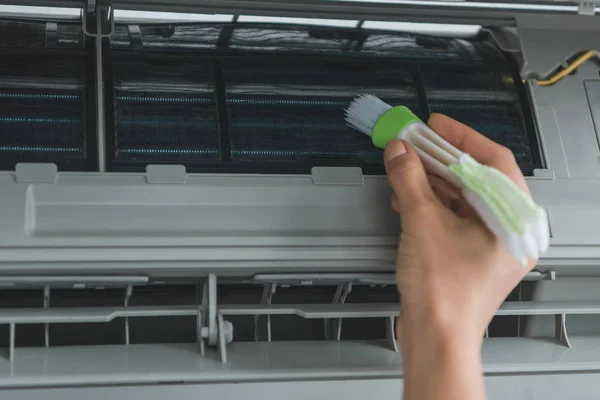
[385,114,536,353]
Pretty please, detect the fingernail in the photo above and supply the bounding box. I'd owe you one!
[384,140,407,163]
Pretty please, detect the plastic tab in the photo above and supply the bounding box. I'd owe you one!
[14,163,58,183]
[145,165,187,184]
[578,0,599,15]
[311,167,364,185]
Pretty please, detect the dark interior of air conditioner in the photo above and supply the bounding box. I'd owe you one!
[0,282,527,348]
[0,19,543,175]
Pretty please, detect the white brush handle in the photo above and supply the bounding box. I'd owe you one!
[463,188,529,266]
[397,121,464,188]
[396,121,547,265]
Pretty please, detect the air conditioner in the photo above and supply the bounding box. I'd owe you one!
[0,1,599,399]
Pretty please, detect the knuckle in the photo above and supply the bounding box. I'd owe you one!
[387,158,420,183]
[408,201,440,219]
[386,155,410,174]
[387,169,411,189]
[386,166,403,184]
[497,146,517,163]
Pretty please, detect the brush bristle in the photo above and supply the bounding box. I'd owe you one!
[345,94,393,137]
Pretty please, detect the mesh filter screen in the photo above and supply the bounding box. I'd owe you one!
[57,24,84,48]
[0,20,45,48]
[113,57,220,161]
[361,34,476,60]
[111,25,220,50]
[229,27,353,53]
[0,20,83,49]
[0,55,87,171]
[421,65,537,173]
[110,24,541,174]
[223,58,421,164]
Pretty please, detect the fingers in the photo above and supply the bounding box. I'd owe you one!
[428,175,479,219]
[391,193,400,213]
[384,140,439,216]
[428,175,459,208]
[429,175,467,216]
[428,114,529,194]
[393,177,458,214]
[392,176,474,218]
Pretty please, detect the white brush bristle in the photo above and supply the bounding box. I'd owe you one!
[345,94,393,137]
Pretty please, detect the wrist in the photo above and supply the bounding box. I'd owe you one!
[399,309,483,362]
[401,326,485,400]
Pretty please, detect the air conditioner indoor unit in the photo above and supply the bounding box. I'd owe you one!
[0,1,599,399]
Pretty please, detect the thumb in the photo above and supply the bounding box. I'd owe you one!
[384,140,437,214]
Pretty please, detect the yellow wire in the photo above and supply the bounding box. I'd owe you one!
[535,50,599,86]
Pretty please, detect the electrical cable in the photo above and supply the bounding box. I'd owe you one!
[534,50,599,86]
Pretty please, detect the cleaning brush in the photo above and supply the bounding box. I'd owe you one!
[345,94,549,265]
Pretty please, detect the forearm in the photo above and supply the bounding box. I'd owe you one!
[401,323,485,400]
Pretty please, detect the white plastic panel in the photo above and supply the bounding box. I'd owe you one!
[27,182,395,238]
[4,374,600,400]
[0,169,599,274]
[223,375,600,400]
[0,338,599,388]
[0,172,396,242]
